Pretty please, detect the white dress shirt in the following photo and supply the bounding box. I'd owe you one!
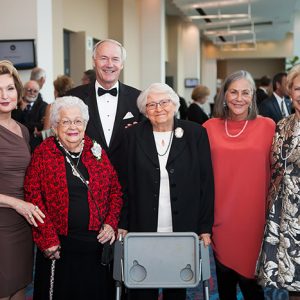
[95,82,119,146]
[274,92,289,117]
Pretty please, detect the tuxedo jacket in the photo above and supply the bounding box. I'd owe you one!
[258,94,292,124]
[119,118,214,235]
[67,81,141,183]
[187,102,209,125]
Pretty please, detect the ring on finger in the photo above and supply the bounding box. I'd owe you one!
[28,214,33,219]
[34,206,39,211]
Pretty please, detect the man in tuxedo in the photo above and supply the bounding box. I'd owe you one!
[68,39,141,175]
[258,72,292,124]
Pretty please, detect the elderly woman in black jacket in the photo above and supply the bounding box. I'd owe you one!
[118,82,214,300]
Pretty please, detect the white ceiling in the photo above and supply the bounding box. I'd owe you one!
[167,0,300,46]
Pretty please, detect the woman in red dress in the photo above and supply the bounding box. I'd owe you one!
[204,70,275,300]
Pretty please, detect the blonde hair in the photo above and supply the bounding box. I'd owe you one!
[53,75,74,97]
[0,60,23,102]
[286,64,300,96]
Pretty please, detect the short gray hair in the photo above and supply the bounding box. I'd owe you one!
[30,67,46,81]
[213,70,258,120]
[93,39,127,62]
[50,96,89,128]
[137,83,180,116]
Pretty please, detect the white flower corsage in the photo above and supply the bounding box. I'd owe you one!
[174,127,184,138]
[91,141,102,160]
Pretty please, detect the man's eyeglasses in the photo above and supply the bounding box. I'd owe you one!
[58,119,85,127]
[146,99,171,110]
[25,88,39,94]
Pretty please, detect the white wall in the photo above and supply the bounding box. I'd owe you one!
[0,0,36,84]
[37,0,54,103]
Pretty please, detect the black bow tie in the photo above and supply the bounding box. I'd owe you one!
[97,87,117,97]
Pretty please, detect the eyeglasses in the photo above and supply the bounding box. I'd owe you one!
[146,99,171,110]
[25,88,39,94]
[227,89,252,100]
[58,119,85,127]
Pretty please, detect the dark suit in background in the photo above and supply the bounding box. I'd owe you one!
[256,88,269,106]
[187,102,209,125]
[12,97,47,151]
[258,94,292,124]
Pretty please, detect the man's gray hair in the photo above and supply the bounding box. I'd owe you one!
[93,39,127,62]
[50,96,89,128]
[30,67,46,81]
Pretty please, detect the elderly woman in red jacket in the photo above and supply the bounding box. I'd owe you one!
[24,96,122,300]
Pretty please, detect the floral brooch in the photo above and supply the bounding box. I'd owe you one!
[91,141,102,160]
[174,127,184,138]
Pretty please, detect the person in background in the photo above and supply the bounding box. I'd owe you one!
[178,96,188,119]
[187,84,210,125]
[42,75,74,136]
[119,82,214,300]
[257,64,300,300]
[0,60,45,300]
[256,75,271,106]
[12,80,47,150]
[30,67,46,102]
[24,96,122,300]
[259,72,292,123]
[81,69,96,85]
[203,70,275,300]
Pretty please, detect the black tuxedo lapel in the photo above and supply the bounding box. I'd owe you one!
[85,85,108,149]
[136,121,159,167]
[167,119,187,166]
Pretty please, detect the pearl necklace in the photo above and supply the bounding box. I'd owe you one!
[225,119,248,138]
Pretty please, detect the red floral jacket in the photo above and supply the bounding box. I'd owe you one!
[24,136,123,251]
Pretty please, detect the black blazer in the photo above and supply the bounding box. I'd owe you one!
[187,102,209,125]
[12,97,48,151]
[258,94,292,124]
[119,118,214,235]
[256,88,269,106]
[67,81,142,182]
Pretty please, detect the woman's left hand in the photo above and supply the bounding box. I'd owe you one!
[97,224,115,245]
[199,233,211,247]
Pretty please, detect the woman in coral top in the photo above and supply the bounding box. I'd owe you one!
[203,70,275,300]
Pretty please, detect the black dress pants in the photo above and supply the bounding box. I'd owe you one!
[215,258,264,300]
[128,288,186,300]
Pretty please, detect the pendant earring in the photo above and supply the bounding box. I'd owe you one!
[223,101,227,108]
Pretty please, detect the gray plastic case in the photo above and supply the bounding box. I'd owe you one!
[123,232,200,288]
